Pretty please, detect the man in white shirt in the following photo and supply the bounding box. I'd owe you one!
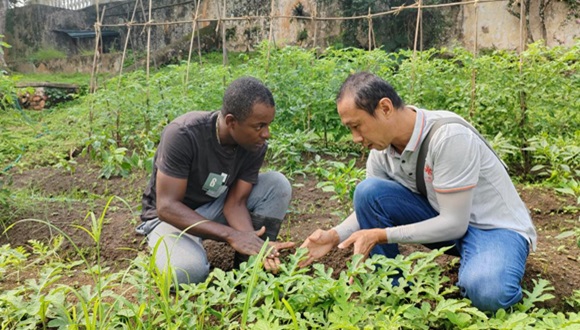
[300,72,536,312]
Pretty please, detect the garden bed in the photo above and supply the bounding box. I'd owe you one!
[2,160,578,313]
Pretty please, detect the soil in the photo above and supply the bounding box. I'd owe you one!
[1,159,579,312]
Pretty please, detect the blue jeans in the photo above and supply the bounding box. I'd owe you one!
[147,171,292,285]
[354,177,529,312]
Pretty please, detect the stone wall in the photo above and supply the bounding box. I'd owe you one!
[5,5,94,59]
[4,0,578,73]
[461,0,579,50]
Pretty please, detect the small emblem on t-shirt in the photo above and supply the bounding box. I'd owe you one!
[424,165,433,183]
[203,172,228,197]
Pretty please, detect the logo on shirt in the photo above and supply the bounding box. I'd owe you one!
[203,172,228,197]
[424,165,433,183]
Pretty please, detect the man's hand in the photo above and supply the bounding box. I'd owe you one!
[338,228,387,259]
[228,226,270,255]
[298,229,340,267]
[229,226,295,273]
[263,240,296,273]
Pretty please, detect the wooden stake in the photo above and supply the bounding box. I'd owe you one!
[90,1,105,93]
[196,2,202,65]
[412,0,422,56]
[145,0,152,132]
[469,0,479,119]
[368,7,372,51]
[221,0,228,67]
[266,0,276,74]
[312,1,318,52]
[410,0,422,94]
[118,0,139,81]
[519,0,529,174]
[185,0,202,89]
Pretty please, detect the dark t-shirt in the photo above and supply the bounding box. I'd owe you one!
[140,110,266,221]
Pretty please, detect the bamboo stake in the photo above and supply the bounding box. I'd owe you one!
[519,0,529,174]
[88,0,104,155]
[138,0,147,35]
[312,1,318,52]
[145,0,152,82]
[117,0,139,81]
[185,0,201,88]
[412,0,422,56]
[469,0,479,119]
[221,0,228,67]
[420,4,423,51]
[145,0,152,132]
[196,1,202,65]
[410,0,422,94]
[367,7,372,51]
[90,1,104,93]
[266,0,275,74]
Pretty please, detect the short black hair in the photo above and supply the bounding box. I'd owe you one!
[336,72,404,116]
[222,77,275,121]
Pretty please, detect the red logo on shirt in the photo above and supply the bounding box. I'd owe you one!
[424,165,433,183]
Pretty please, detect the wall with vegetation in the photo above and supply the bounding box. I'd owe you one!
[5,5,93,61]
[3,0,579,72]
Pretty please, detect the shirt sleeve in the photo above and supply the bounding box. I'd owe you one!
[237,144,267,184]
[366,150,391,179]
[386,189,473,244]
[155,123,196,179]
[333,212,360,243]
[430,126,481,193]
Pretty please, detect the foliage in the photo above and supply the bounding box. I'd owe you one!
[16,72,99,86]
[312,156,365,216]
[0,71,18,110]
[1,231,580,329]
[525,133,580,185]
[28,48,67,64]
[3,41,579,186]
[1,35,580,328]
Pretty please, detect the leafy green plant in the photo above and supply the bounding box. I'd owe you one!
[28,48,67,64]
[525,134,580,184]
[556,224,580,250]
[0,174,11,213]
[0,68,18,110]
[311,156,365,216]
[0,230,578,329]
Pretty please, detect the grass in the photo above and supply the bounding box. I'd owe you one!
[14,72,107,86]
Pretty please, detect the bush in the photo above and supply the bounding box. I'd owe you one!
[28,48,67,64]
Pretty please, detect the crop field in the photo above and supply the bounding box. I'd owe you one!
[0,42,579,328]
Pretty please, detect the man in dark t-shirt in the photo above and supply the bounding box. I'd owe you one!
[138,77,294,285]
